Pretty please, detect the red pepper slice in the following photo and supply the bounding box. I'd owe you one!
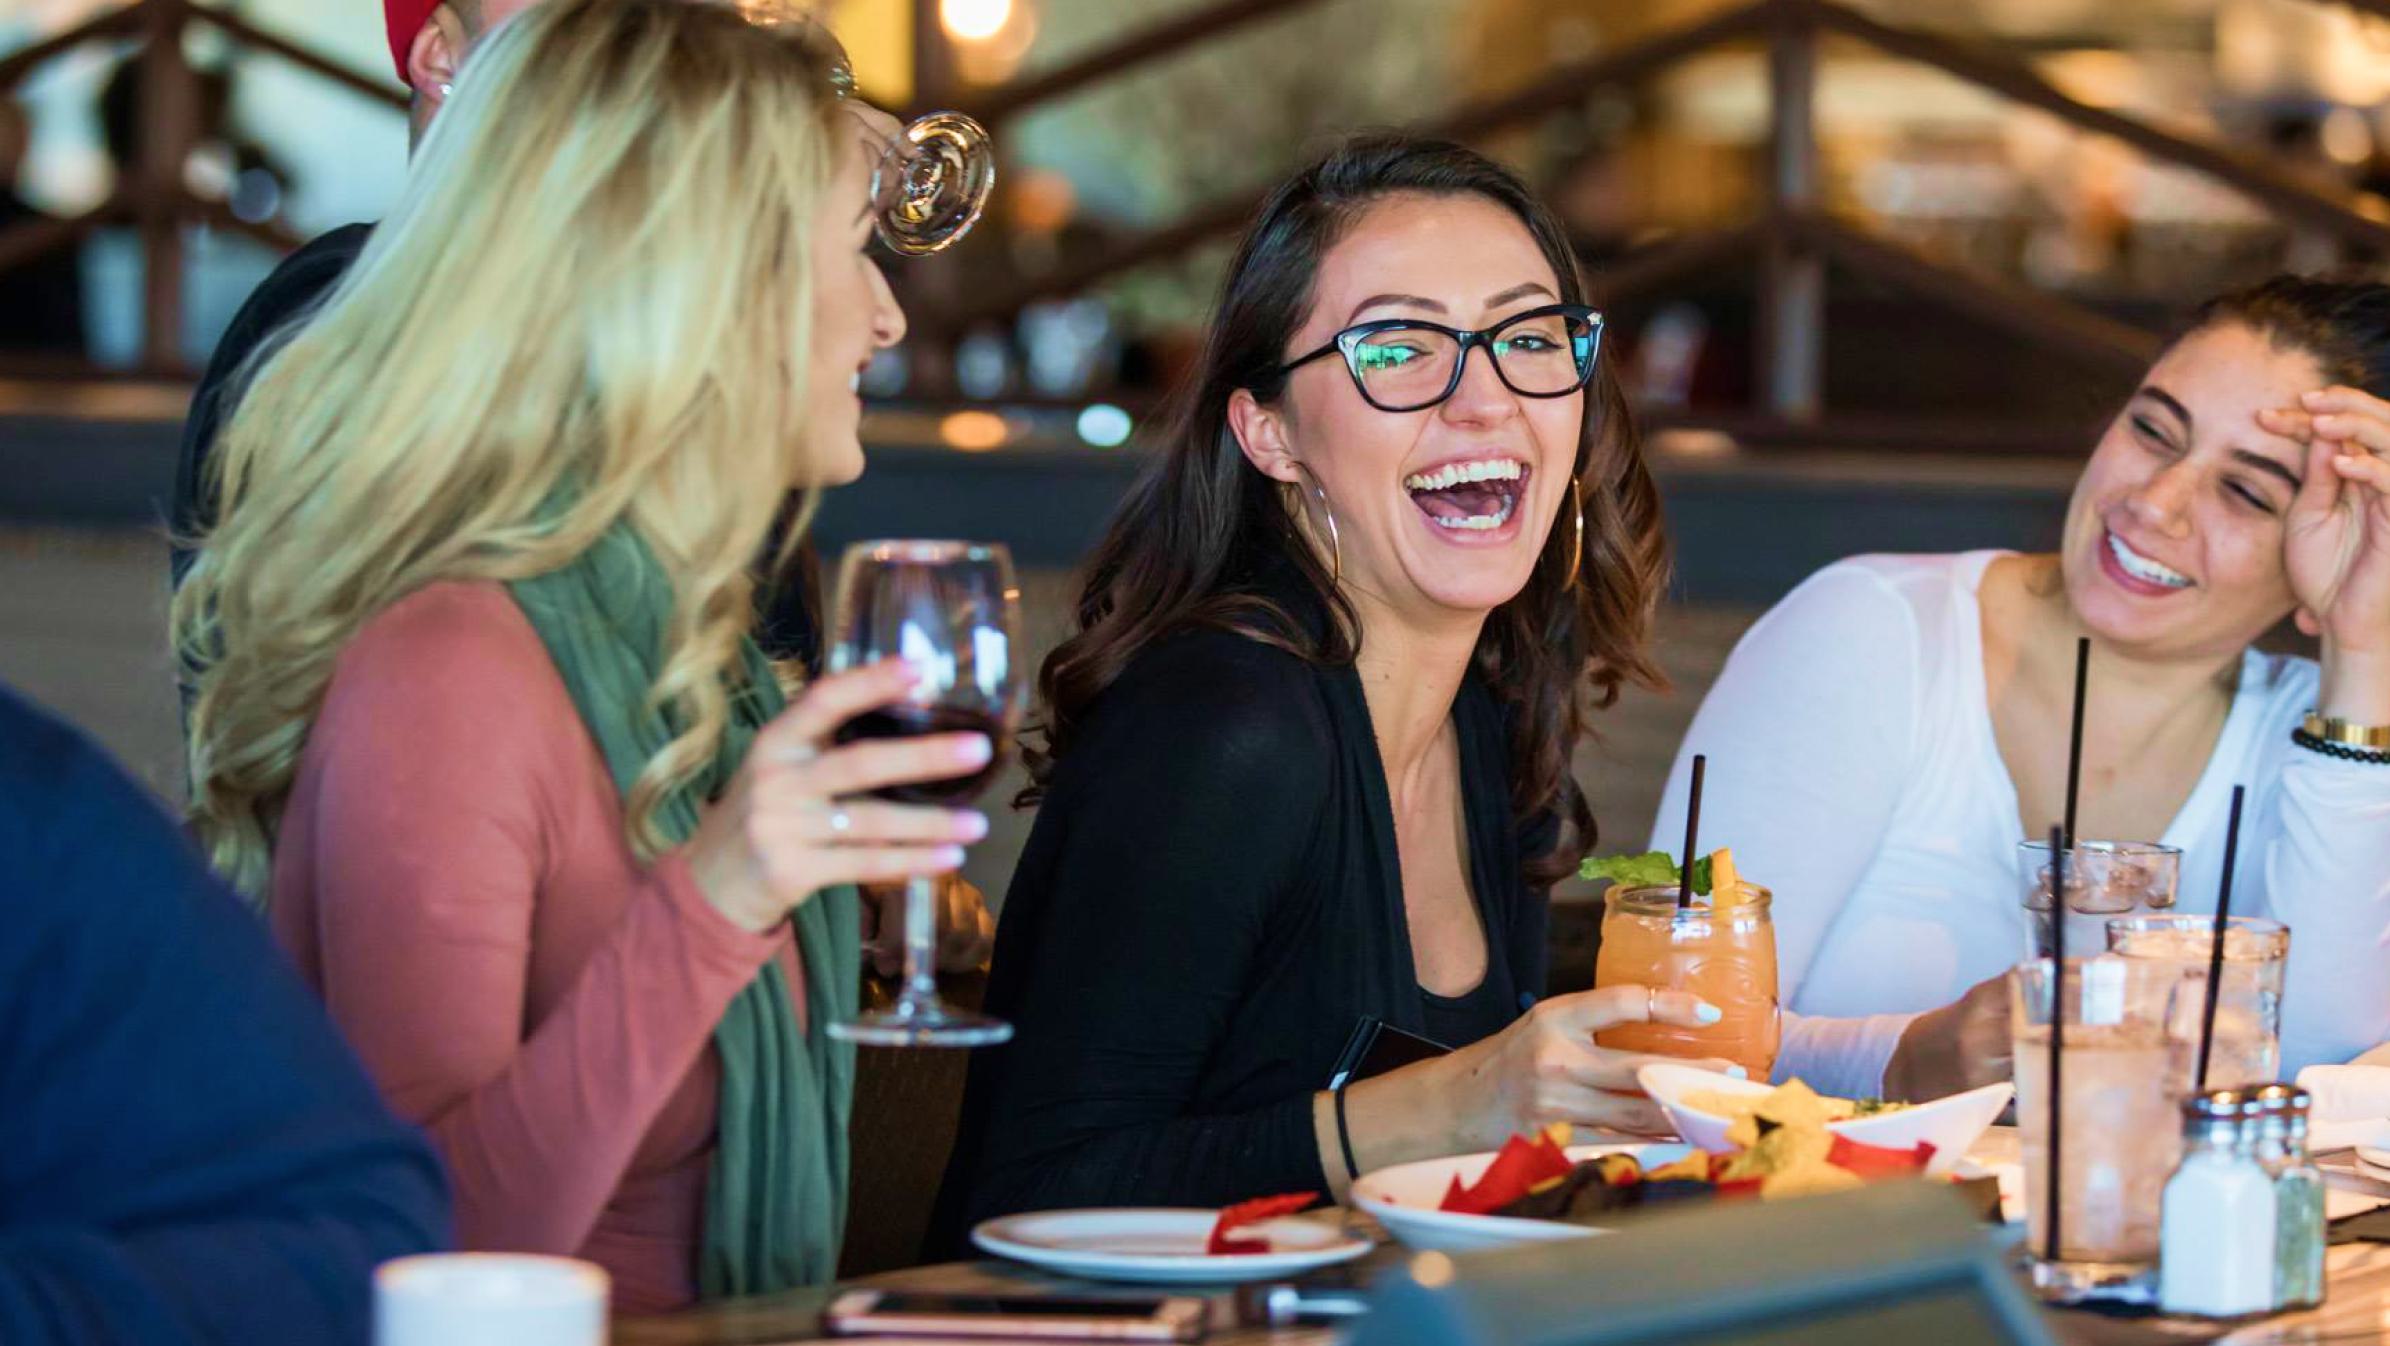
[1207,1192,1318,1255]
[1826,1134,1936,1177]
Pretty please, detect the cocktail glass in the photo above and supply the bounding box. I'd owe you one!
[1593,882,1780,1080]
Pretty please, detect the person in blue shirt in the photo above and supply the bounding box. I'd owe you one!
[0,683,447,1344]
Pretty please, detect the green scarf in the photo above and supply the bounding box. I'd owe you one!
[510,524,858,1298]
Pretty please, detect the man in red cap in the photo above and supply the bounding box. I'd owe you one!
[172,0,538,582]
[387,1,542,141]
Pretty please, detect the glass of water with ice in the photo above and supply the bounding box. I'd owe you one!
[2018,841,2182,960]
[2106,914,2288,1091]
[2011,955,2199,1305]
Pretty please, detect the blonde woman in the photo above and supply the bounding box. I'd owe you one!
[175,0,990,1312]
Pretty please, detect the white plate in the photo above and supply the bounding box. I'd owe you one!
[2356,1145,2390,1181]
[969,1209,1372,1284]
[1352,1143,1688,1253]
[1352,1141,2014,1252]
[1637,1063,2013,1176]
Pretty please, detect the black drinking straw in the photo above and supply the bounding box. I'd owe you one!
[1678,755,1707,912]
[2046,822,2067,1265]
[2063,638,2090,849]
[2194,785,2249,1092]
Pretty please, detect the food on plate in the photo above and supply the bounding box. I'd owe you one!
[1428,1103,1951,1225]
[1681,1079,1912,1137]
[1206,1192,1316,1255]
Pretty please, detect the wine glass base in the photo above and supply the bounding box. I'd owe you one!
[831,1005,1013,1048]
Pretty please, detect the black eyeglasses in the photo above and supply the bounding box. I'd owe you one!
[1278,303,1604,412]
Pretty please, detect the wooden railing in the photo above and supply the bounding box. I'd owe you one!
[901,0,2390,449]
[0,0,405,379]
[6,0,2390,451]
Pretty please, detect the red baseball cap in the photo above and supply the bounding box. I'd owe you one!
[386,0,440,84]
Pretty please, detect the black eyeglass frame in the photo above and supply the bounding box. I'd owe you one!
[1277,303,1606,412]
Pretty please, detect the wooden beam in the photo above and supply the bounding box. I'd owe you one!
[1794,212,2162,369]
[956,0,1326,125]
[1761,0,1823,423]
[0,199,117,276]
[189,4,410,110]
[914,191,1264,337]
[1805,0,2390,253]
[0,6,142,93]
[1434,0,1773,144]
[136,0,197,375]
[915,3,1777,331]
[1585,223,1764,306]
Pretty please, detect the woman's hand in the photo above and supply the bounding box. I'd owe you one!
[861,875,996,976]
[688,659,992,934]
[1884,972,2012,1103]
[2260,388,2390,722]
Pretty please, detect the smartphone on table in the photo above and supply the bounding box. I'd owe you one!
[822,1290,1209,1342]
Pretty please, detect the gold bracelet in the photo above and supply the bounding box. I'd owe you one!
[2305,711,2390,750]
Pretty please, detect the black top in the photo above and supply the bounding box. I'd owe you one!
[171,222,372,585]
[0,683,448,1343]
[930,578,1549,1251]
[167,222,820,664]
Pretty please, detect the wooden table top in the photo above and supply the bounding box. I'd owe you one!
[622,1139,2390,1346]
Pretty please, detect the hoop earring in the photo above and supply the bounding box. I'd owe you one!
[1564,476,1585,591]
[1288,460,1342,589]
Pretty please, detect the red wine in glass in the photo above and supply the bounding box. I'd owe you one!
[824,539,1023,1049]
[833,705,1012,805]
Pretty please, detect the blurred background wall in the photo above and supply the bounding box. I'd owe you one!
[0,0,2380,898]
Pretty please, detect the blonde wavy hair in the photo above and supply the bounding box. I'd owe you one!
[176,0,846,898]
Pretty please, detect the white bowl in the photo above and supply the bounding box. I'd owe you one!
[1636,1062,2012,1176]
[1350,1142,1692,1253]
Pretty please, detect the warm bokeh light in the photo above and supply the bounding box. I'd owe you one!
[939,411,1011,452]
[940,0,1012,43]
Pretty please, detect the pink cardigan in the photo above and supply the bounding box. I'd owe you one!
[270,581,806,1314]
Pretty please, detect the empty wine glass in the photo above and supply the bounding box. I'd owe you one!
[825,540,1022,1047]
[870,111,995,256]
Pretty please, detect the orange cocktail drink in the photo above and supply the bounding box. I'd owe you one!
[1593,881,1781,1079]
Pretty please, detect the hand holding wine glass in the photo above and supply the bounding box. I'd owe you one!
[825,540,1025,1047]
[689,658,992,935]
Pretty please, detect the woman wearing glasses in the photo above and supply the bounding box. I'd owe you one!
[933,135,1726,1235]
[177,0,994,1311]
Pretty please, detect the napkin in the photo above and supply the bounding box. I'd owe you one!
[2296,1043,2390,1153]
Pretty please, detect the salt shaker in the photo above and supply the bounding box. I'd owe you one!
[2159,1088,2279,1319]
[2251,1083,2326,1311]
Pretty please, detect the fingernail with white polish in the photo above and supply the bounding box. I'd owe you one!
[1695,1001,1724,1025]
[1726,1065,1749,1080]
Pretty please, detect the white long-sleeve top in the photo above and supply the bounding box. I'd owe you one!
[1648,551,2390,1099]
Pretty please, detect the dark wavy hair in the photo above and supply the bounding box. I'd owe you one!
[2185,273,2390,395]
[1022,133,1671,886]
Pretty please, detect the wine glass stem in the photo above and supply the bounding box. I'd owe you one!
[902,874,940,1011]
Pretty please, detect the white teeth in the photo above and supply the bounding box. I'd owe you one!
[849,372,862,392]
[1403,457,1524,493]
[1427,496,1519,532]
[2108,533,2193,589]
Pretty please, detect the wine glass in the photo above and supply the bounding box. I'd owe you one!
[870,111,996,256]
[825,540,1022,1047]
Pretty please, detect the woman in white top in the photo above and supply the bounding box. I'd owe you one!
[1652,275,2390,1102]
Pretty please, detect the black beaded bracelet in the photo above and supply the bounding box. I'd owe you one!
[2293,727,2390,765]
[1334,1084,1360,1181]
